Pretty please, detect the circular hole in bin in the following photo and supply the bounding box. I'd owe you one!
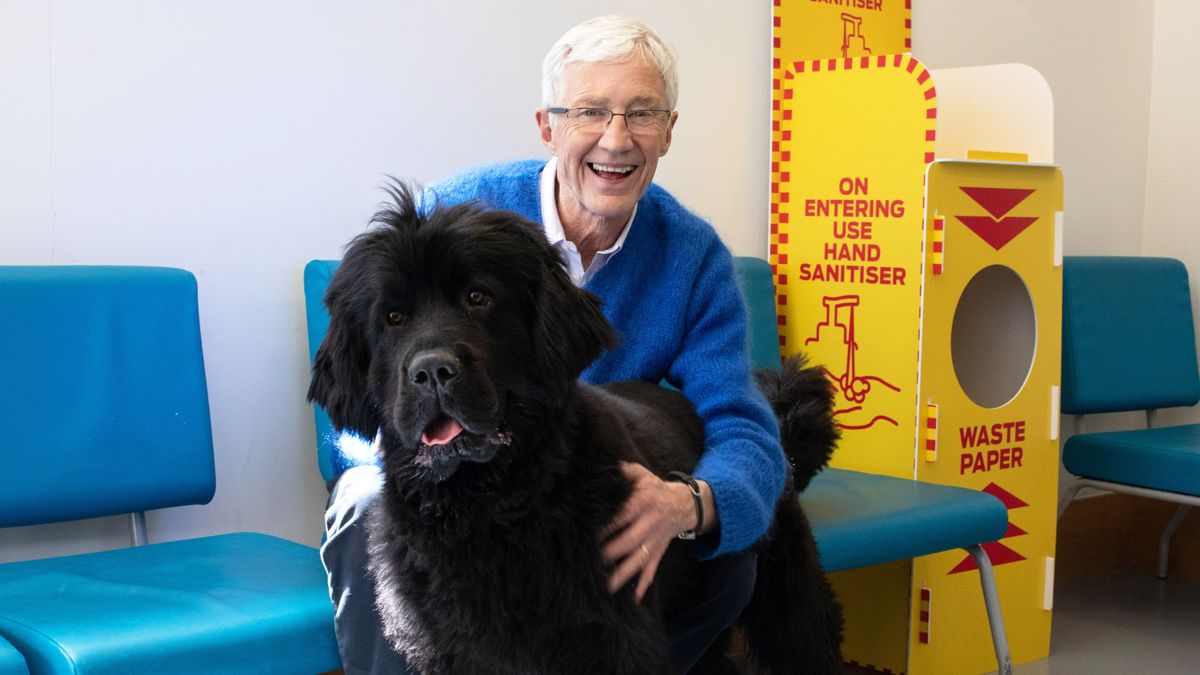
[951,264,1037,409]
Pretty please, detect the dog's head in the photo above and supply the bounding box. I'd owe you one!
[308,182,615,481]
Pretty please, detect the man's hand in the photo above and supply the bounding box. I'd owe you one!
[601,461,707,602]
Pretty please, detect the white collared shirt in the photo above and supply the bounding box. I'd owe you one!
[538,157,636,287]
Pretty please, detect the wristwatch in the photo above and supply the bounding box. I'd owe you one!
[667,471,703,540]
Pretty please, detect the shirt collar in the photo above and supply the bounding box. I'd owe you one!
[538,157,637,258]
[539,157,567,247]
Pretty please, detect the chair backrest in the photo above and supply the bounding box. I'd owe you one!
[0,266,216,527]
[1061,256,1200,415]
[304,260,340,481]
[733,256,783,371]
[302,256,781,481]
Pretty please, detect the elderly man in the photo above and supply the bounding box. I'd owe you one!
[322,16,785,674]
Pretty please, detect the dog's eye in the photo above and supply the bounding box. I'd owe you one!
[386,310,406,327]
[466,289,491,308]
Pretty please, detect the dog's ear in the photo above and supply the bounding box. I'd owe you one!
[308,267,382,441]
[309,180,426,439]
[532,256,617,387]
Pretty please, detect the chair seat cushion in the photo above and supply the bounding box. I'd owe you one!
[0,532,339,675]
[801,468,1009,572]
[0,637,27,675]
[1063,424,1200,498]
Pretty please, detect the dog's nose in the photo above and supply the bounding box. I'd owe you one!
[409,349,460,390]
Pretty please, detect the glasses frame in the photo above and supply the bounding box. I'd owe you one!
[547,106,674,134]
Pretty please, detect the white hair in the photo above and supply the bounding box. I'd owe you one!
[541,16,679,110]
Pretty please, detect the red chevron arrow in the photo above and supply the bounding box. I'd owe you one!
[948,482,1030,574]
[957,187,1038,250]
[960,187,1035,218]
[956,216,1038,251]
[982,482,1029,509]
[949,540,1028,574]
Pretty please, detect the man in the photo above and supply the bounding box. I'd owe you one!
[322,16,786,674]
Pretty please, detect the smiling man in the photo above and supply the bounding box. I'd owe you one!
[321,16,786,674]
[535,57,675,265]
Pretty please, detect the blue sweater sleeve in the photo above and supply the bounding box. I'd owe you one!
[666,240,786,557]
[421,160,545,221]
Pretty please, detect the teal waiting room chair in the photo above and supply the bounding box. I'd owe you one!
[1059,256,1200,579]
[0,266,340,674]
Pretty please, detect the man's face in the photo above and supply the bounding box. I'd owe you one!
[536,58,676,232]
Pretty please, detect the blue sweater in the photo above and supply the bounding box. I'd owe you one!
[425,160,786,557]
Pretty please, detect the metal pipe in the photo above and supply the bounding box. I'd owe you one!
[1157,505,1193,579]
[967,544,1013,675]
[129,512,148,547]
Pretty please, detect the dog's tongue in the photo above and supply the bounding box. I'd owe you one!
[421,416,464,446]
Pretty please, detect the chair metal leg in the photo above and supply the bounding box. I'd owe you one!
[1157,504,1192,579]
[967,545,1012,675]
[1057,415,1084,520]
[129,511,148,547]
[1057,479,1084,520]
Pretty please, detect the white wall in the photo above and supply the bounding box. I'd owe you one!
[1142,0,1200,428]
[0,1,1183,560]
[914,0,1157,256]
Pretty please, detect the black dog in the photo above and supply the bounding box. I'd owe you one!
[309,184,842,674]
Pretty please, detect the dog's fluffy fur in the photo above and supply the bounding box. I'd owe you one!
[308,184,842,674]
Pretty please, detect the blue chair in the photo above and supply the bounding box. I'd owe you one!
[1059,256,1200,579]
[0,638,27,675]
[305,255,1014,674]
[304,260,343,483]
[0,266,340,675]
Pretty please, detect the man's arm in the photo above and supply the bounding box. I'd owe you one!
[602,240,785,598]
[669,241,786,556]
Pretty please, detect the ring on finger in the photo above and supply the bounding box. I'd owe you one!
[639,543,650,565]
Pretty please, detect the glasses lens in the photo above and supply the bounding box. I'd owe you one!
[571,108,611,131]
[626,111,666,131]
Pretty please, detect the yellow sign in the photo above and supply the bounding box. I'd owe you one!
[911,160,1062,673]
[771,52,1063,673]
[772,54,936,477]
[774,0,911,64]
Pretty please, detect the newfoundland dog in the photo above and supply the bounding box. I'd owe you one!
[308,184,842,674]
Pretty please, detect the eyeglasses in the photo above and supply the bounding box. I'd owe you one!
[547,107,673,134]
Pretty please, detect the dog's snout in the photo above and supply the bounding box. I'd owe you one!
[409,349,460,390]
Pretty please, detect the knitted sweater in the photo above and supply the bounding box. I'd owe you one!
[425,160,786,557]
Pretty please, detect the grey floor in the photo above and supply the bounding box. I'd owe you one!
[842,569,1200,675]
[1002,570,1200,675]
